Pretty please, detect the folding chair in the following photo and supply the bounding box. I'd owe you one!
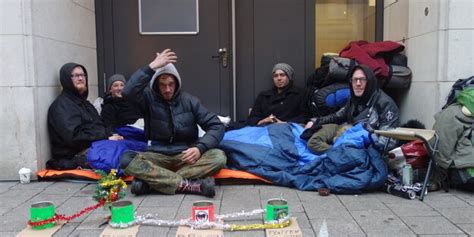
[374,128,439,201]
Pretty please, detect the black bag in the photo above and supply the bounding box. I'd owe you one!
[383,65,412,89]
[309,83,351,117]
[450,168,474,192]
[328,57,357,83]
[442,76,474,109]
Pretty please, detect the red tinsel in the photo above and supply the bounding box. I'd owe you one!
[28,199,105,227]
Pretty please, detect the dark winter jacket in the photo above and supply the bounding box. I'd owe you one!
[247,84,310,125]
[101,94,143,131]
[47,63,109,161]
[310,65,400,148]
[123,64,224,155]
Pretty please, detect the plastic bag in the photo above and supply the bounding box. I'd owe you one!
[401,140,428,169]
[388,140,428,171]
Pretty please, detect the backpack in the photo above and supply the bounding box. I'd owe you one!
[309,83,351,117]
[442,76,474,109]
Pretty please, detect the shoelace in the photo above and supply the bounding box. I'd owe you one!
[178,179,201,193]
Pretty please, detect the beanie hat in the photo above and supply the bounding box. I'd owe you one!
[107,74,126,91]
[272,63,294,81]
[457,87,474,115]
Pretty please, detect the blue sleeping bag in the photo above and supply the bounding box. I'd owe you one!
[87,126,147,175]
[219,123,387,193]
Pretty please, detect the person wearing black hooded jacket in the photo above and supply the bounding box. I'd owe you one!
[302,65,400,150]
[247,63,310,126]
[47,63,121,170]
[120,49,227,197]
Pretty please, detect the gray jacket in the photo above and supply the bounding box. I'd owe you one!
[433,104,474,169]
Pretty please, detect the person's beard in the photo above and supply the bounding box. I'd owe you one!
[75,84,88,95]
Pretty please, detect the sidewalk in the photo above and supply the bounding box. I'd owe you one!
[1,181,473,236]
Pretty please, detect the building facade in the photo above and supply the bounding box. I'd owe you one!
[0,0,472,180]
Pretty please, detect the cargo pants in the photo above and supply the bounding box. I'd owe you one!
[123,149,227,194]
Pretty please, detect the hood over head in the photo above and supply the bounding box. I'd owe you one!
[150,63,182,98]
[349,64,378,104]
[59,62,88,99]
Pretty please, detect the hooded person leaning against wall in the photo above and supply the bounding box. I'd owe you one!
[47,63,121,170]
[302,65,400,151]
[433,88,474,170]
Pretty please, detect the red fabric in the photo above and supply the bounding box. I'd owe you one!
[340,40,405,78]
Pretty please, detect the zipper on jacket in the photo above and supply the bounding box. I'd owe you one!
[168,103,175,143]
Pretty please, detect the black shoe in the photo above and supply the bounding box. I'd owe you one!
[176,177,216,197]
[131,179,150,196]
[199,177,216,197]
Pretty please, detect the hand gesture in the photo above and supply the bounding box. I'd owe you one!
[149,49,178,70]
[181,147,201,165]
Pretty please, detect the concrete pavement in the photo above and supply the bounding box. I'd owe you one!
[1,181,474,236]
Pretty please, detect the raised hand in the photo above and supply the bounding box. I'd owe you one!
[149,49,178,70]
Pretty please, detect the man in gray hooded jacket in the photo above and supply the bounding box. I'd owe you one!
[120,49,227,197]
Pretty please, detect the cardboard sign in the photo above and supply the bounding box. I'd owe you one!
[175,224,224,237]
[100,224,139,237]
[266,217,302,237]
[16,223,63,237]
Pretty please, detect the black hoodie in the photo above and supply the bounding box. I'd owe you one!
[47,63,109,164]
[308,65,400,149]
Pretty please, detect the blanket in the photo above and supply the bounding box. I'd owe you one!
[219,123,387,193]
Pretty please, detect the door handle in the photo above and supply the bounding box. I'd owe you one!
[211,48,228,68]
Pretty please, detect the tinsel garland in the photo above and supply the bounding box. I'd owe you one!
[29,170,126,227]
[93,169,127,207]
[110,208,292,231]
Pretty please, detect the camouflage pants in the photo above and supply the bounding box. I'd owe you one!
[123,149,227,194]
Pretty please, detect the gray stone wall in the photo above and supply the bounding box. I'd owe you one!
[384,0,474,127]
[0,0,97,180]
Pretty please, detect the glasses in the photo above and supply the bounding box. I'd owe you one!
[71,73,86,79]
[351,77,367,83]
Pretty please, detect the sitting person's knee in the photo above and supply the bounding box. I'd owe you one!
[119,151,138,169]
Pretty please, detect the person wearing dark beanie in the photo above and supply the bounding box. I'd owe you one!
[101,74,143,131]
[246,63,310,126]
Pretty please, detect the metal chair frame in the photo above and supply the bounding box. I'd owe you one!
[375,128,439,201]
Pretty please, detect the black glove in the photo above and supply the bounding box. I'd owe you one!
[300,122,322,140]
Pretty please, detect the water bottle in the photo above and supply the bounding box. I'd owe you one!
[402,164,413,186]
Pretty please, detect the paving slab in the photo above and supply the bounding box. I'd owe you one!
[338,194,389,211]
[457,223,474,236]
[351,209,415,236]
[403,216,465,235]
[437,207,474,224]
[385,200,441,217]
[310,218,366,236]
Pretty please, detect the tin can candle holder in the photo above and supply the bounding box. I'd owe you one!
[192,201,215,224]
[110,200,135,228]
[266,198,289,221]
[30,201,55,230]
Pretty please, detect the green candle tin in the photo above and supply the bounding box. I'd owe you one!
[30,201,55,230]
[266,198,289,221]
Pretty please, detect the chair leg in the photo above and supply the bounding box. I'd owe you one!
[420,159,433,201]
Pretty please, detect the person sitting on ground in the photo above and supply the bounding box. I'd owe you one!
[47,63,123,170]
[246,63,310,126]
[120,49,227,197]
[431,88,474,190]
[302,65,400,150]
[101,74,143,132]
